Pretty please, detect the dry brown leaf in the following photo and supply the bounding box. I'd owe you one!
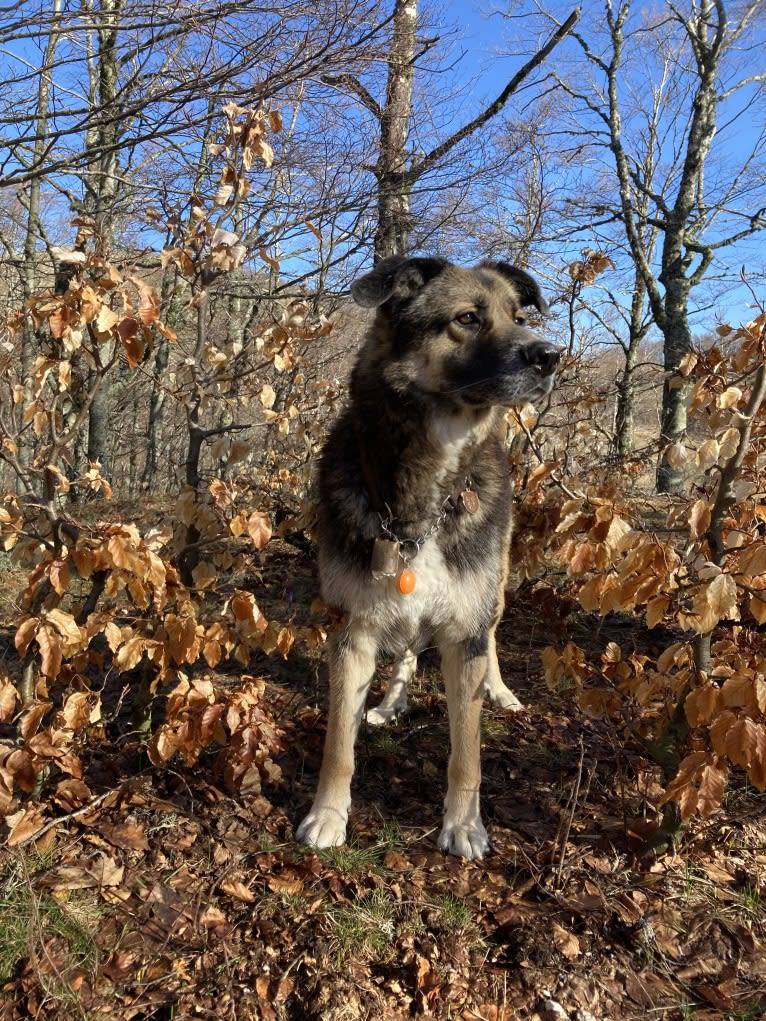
[94,820,150,851]
[384,850,411,871]
[247,510,272,550]
[0,679,18,722]
[267,872,304,896]
[551,920,581,959]
[52,777,93,811]
[6,804,48,846]
[200,906,227,928]
[220,878,256,902]
[48,854,124,889]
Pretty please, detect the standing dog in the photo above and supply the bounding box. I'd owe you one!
[296,256,559,859]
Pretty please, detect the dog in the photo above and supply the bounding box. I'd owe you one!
[296,255,559,859]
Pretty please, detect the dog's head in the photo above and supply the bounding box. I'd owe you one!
[351,255,560,408]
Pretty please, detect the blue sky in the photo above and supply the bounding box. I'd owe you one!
[430,0,766,327]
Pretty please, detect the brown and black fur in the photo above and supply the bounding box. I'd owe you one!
[296,256,559,859]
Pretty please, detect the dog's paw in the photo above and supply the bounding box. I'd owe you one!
[485,681,524,711]
[295,807,348,849]
[366,675,410,727]
[438,817,490,860]
[366,704,403,726]
[366,695,409,727]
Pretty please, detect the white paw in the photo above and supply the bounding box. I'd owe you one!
[366,696,409,727]
[366,705,397,726]
[437,816,490,860]
[295,806,348,849]
[486,682,524,711]
[365,674,411,727]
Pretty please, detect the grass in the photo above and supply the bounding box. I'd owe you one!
[480,714,509,741]
[326,887,397,966]
[317,825,488,970]
[0,853,101,998]
[316,842,385,874]
[431,892,486,952]
[0,549,25,618]
[315,820,408,874]
[435,892,472,935]
[362,725,400,759]
[734,882,762,919]
[375,819,405,852]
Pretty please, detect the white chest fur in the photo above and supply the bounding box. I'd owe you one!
[320,535,488,654]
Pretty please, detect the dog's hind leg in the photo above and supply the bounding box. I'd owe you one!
[296,623,377,850]
[366,648,416,726]
[484,630,524,710]
[438,634,491,860]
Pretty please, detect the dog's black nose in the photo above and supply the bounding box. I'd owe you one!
[522,341,561,375]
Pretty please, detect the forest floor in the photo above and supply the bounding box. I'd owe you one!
[1,538,765,1021]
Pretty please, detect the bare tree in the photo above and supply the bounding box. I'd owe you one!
[0,0,391,496]
[551,0,766,492]
[324,0,580,260]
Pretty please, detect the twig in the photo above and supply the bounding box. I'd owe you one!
[516,415,585,502]
[15,788,117,848]
[553,735,586,890]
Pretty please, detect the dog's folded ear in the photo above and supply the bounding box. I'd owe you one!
[482,261,550,316]
[351,255,448,308]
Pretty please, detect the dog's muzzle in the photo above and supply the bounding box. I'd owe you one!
[522,340,561,377]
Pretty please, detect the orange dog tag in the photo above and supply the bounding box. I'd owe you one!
[396,569,416,595]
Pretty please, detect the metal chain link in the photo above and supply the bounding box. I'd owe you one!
[379,490,457,564]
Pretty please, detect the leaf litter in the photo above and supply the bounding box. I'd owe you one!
[0,543,764,1021]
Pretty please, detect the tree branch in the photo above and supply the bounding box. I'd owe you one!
[320,73,381,119]
[411,8,581,181]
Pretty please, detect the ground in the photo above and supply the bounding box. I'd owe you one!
[1,541,765,1021]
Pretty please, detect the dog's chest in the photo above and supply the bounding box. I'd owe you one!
[320,535,490,654]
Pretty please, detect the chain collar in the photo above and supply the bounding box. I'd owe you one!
[377,476,476,564]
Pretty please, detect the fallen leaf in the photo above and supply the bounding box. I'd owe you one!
[384,849,411,871]
[46,854,125,889]
[93,820,150,851]
[551,920,581,959]
[267,872,304,896]
[6,804,48,845]
[220,878,255,902]
[200,906,227,928]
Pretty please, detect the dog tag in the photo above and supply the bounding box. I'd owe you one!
[396,569,416,595]
[371,538,401,578]
[461,489,480,514]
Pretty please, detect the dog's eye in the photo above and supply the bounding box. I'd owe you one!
[514,313,527,326]
[455,311,479,326]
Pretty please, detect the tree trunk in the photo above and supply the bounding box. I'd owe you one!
[144,337,170,491]
[18,0,63,472]
[82,0,122,482]
[375,0,417,259]
[357,1,578,261]
[91,0,121,240]
[87,383,111,477]
[614,273,650,457]
[614,358,636,457]
[654,270,692,493]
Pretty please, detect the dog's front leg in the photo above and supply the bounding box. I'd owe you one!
[438,635,490,860]
[296,624,377,850]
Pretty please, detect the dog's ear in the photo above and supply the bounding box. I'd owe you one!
[351,256,448,308]
[483,261,549,316]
